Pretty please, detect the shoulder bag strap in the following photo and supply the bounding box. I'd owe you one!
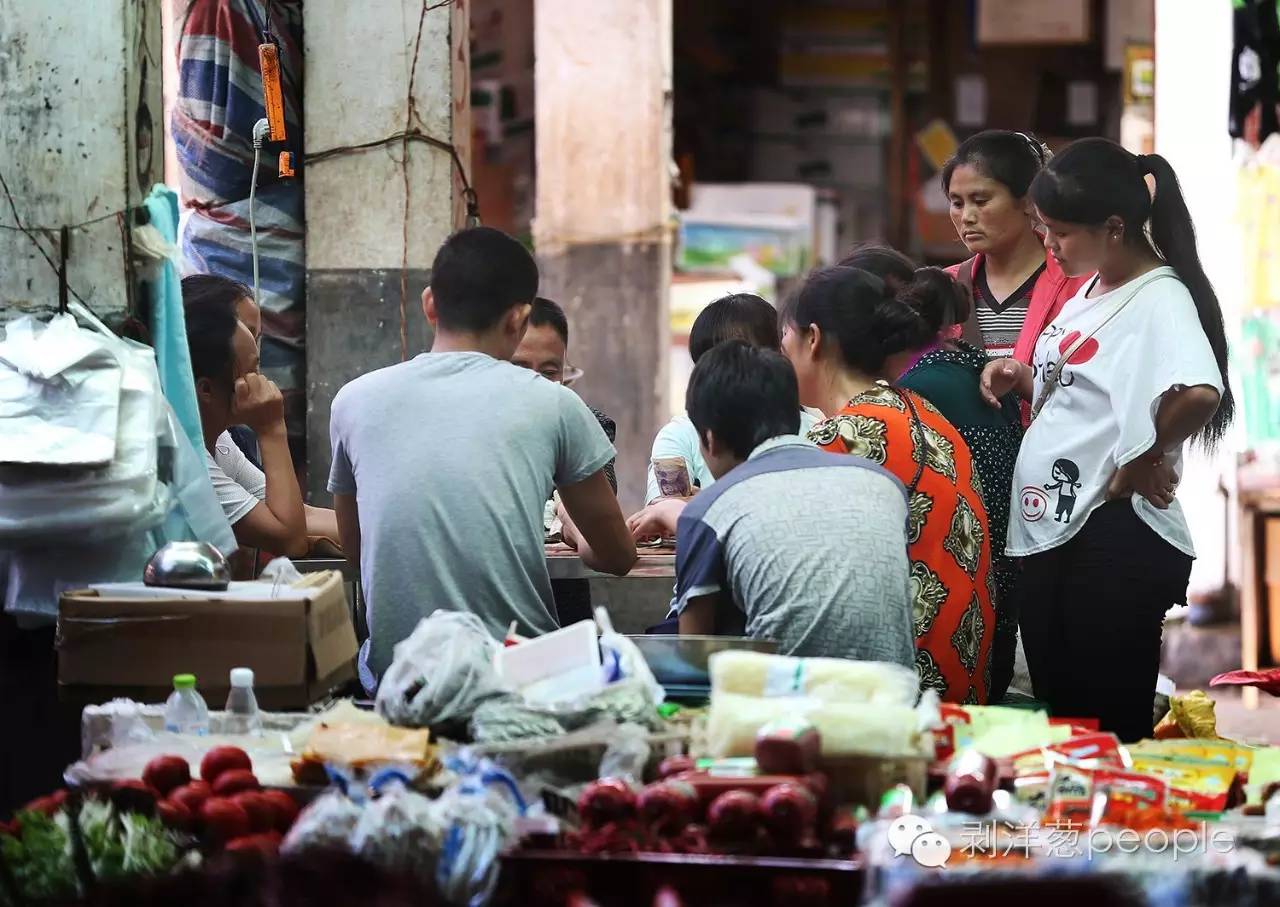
[1031,273,1177,420]
[896,388,928,496]
[955,258,985,351]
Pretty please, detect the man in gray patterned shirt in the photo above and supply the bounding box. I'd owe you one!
[674,341,915,665]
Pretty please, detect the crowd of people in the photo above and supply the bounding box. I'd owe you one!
[182,132,1234,744]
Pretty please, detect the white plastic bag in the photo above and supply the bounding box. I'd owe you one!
[0,314,123,466]
[376,611,509,728]
[0,304,166,541]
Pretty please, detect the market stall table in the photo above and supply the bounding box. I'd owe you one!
[545,542,676,580]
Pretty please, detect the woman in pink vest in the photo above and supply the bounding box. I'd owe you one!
[942,131,1090,378]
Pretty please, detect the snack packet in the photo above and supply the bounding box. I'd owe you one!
[1129,739,1253,776]
[1129,754,1238,813]
[1011,732,1126,777]
[1153,690,1218,739]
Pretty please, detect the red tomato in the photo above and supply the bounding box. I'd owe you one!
[200,747,252,784]
[199,797,251,845]
[258,790,300,833]
[169,781,213,816]
[234,792,274,833]
[707,790,763,843]
[110,780,159,816]
[211,770,261,797]
[577,779,637,829]
[142,755,192,796]
[156,799,193,831]
[21,789,68,817]
[224,830,282,856]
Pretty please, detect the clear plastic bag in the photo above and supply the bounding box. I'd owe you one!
[597,722,651,784]
[281,789,365,855]
[375,611,509,728]
[350,778,445,883]
[434,754,527,907]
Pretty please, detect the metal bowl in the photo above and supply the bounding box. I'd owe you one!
[626,635,778,686]
[143,541,231,591]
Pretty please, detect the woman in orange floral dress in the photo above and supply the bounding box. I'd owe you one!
[782,265,995,703]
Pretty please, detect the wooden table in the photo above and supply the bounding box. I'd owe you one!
[545,542,676,580]
[1237,484,1280,709]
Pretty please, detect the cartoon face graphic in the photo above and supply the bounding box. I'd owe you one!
[1051,463,1070,483]
[911,832,953,868]
[887,814,933,858]
[1019,486,1048,522]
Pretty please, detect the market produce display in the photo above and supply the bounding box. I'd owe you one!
[15,612,1280,907]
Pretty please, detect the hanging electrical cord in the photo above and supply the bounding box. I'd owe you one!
[249,118,271,305]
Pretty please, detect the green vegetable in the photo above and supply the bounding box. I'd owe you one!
[0,798,187,902]
[1,811,76,902]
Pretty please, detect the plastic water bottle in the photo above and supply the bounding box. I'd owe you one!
[223,667,262,736]
[163,673,209,735]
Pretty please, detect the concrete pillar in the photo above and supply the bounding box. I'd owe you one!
[534,0,673,512]
[304,0,471,499]
[0,0,162,323]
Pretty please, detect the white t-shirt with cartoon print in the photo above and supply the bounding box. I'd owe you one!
[1006,266,1223,558]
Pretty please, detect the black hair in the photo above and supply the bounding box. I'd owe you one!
[528,296,569,345]
[839,245,971,335]
[686,340,801,461]
[1051,458,1080,484]
[1030,138,1235,449]
[941,129,1050,198]
[181,273,253,313]
[182,274,244,383]
[688,293,779,363]
[429,226,539,333]
[782,265,936,376]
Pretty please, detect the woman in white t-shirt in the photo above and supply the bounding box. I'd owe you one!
[981,138,1234,742]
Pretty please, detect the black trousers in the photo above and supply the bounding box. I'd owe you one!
[1013,500,1192,743]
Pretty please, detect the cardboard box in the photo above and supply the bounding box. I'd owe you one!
[57,571,357,710]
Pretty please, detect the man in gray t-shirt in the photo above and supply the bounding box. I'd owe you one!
[673,341,914,666]
[328,228,636,681]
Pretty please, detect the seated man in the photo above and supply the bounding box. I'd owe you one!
[511,296,615,625]
[328,226,636,682]
[183,275,340,547]
[673,340,915,663]
[184,285,308,558]
[644,293,820,506]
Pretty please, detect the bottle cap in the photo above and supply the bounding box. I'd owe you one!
[230,667,254,688]
[173,673,196,690]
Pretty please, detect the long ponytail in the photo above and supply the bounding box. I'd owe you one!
[1140,154,1235,449]
[1031,138,1235,450]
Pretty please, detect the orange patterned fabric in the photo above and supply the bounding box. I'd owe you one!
[810,385,995,703]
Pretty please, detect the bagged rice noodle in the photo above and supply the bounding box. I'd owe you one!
[705,692,932,759]
[708,651,920,706]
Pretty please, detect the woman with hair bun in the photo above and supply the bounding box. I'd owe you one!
[943,130,1090,377]
[985,138,1234,741]
[842,246,1023,701]
[782,265,995,704]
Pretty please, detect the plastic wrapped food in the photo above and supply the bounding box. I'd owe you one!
[708,651,919,705]
[280,789,364,854]
[376,611,508,729]
[350,782,445,882]
[1154,690,1219,739]
[705,691,926,758]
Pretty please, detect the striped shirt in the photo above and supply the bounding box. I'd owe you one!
[974,262,1046,358]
